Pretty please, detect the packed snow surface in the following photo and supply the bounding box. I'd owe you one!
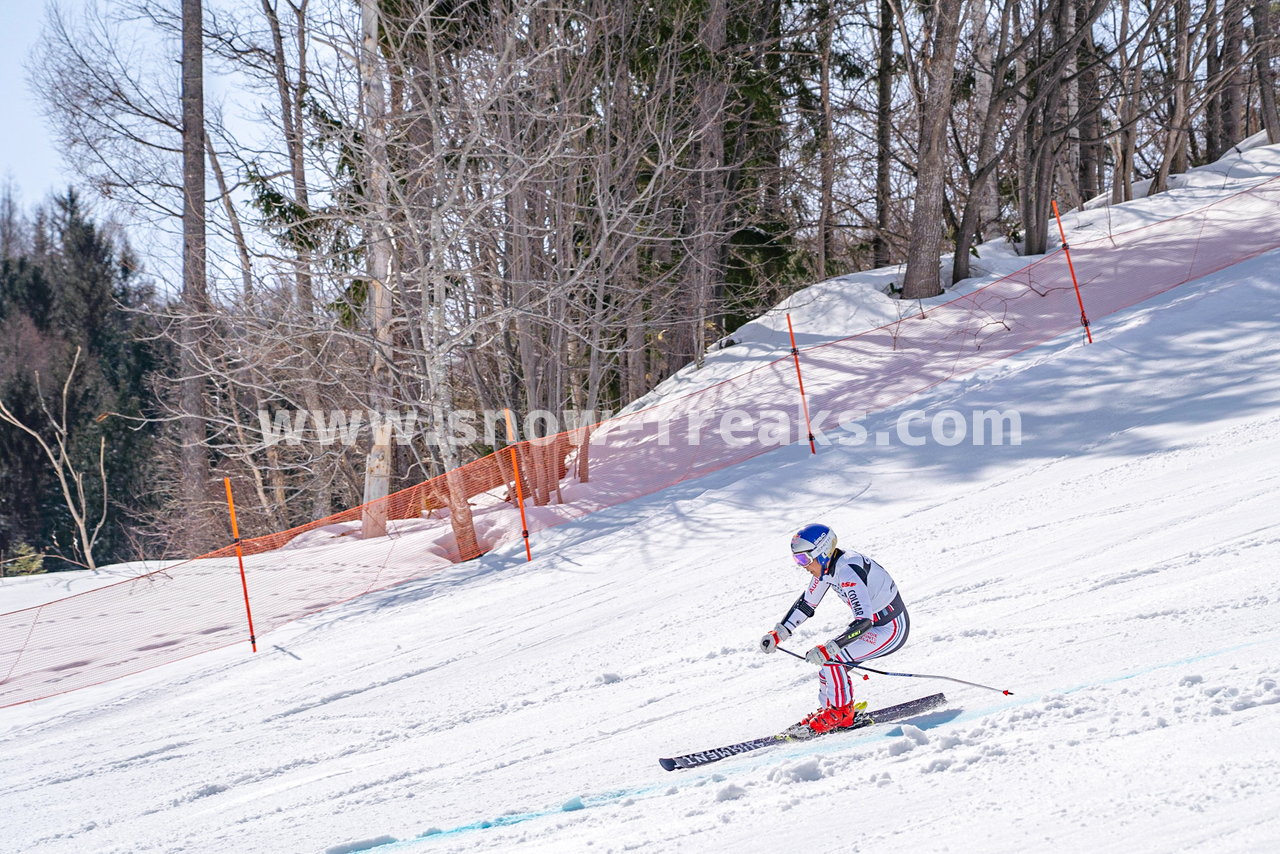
[3,143,1280,853]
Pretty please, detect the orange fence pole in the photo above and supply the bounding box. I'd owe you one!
[223,478,258,652]
[1051,200,1094,344]
[786,313,817,454]
[503,410,534,562]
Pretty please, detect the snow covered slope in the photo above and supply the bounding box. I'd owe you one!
[625,130,1280,412]
[4,173,1280,853]
[0,561,181,612]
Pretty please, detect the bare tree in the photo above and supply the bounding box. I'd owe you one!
[0,348,108,570]
[865,0,894,271]
[1151,0,1192,193]
[900,0,965,299]
[1252,0,1280,142]
[358,0,393,538]
[31,0,1280,561]
[951,0,1021,283]
[179,0,215,547]
[816,0,836,280]
[1107,0,1170,203]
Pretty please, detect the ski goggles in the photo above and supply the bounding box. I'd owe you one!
[791,551,814,567]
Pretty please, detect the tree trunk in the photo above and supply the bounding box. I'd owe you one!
[1253,0,1280,143]
[873,0,894,269]
[952,0,1003,284]
[360,0,393,538]
[1222,0,1245,151]
[817,0,835,280]
[1111,0,1139,203]
[180,0,212,545]
[901,0,964,300]
[259,0,332,521]
[1076,6,1104,202]
[1206,5,1225,158]
[1153,0,1192,193]
[689,0,728,366]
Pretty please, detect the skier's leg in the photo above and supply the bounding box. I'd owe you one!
[790,652,862,736]
[819,658,855,708]
[846,610,910,662]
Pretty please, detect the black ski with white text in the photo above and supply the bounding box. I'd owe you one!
[658,692,947,771]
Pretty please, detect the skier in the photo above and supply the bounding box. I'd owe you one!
[759,523,910,737]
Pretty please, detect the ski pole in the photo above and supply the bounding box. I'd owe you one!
[777,646,1013,695]
[845,663,1013,696]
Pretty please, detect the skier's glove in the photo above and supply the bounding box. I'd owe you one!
[759,624,791,654]
[804,643,838,666]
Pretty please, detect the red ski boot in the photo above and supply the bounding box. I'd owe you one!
[785,701,871,739]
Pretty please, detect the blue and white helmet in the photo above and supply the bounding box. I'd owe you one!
[791,523,838,572]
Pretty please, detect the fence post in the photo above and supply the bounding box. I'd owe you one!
[1051,200,1094,343]
[786,313,817,454]
[503,410,533,562]
[223,477,258,653]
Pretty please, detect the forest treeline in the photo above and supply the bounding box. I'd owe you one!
[2,0,1277,569]
[0,191,165,572]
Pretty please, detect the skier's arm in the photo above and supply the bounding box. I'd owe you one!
[829,617,874,649]
[778,577,828,634]
[760,598,809,653]
[761,579,829,653]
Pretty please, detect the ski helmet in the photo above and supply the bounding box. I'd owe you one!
[791,523,837,572]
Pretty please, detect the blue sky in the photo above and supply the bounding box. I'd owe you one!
[1,0,72,205]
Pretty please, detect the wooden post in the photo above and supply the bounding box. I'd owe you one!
[786,314,817,454]
[1051,200,1094,343]
[503,410,533,562]
[223,478,258,652]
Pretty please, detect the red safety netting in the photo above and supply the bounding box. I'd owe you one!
[4,176,1280,708]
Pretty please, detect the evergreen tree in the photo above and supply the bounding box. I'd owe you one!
[0,191,165,571]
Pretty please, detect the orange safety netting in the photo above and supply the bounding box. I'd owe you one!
[4,176,1280,709]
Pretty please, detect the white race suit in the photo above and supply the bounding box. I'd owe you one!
[776,548,910,709]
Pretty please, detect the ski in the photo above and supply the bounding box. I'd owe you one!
[658,692,947,771]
